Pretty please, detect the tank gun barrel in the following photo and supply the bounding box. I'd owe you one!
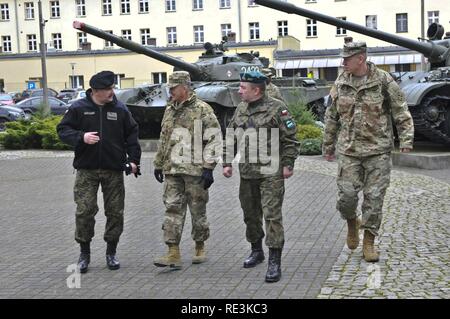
[255,0,448,65]
[73,21,203,78]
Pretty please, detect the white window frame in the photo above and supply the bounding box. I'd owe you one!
[140,28,151,46]
[427,11,439,25]
[27,34,37,51]
[249,22,260,40]
[50,1,60,18]
[166,0,176,12]
[52,33,62,50]
[221,24,232,38]
[396,13,408,33]
[70,75,84,89]
[336,17,347,36]
[278,20,288,36]
[76,0,86,17]
[121,29,132,41]
[0,3,10,20]
[248,0,257,6]
[167,27,177,45]
[152,72,167,84]
[193,0,203,10]
[194,25,204,44]
[104,30,113,48]
[102,0,112,16]
[1,35,12,53]
[366,15,377,29]
[306,19,317,37]
[25,2,35,20]
[139,0,149,13]
[220,0,231,9]
[77,32,87,49]
[120,0,130,14]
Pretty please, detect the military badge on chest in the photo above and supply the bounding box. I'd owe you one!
[107,112,117,121]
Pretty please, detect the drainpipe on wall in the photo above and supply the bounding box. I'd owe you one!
[14,0,21,52]
[237,0,242,43]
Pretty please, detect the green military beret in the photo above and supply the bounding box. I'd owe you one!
[239,70,267,84]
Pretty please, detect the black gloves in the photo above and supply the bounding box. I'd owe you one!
[201,168,214,190]
[154,169,164,183]
[124,162,141,178]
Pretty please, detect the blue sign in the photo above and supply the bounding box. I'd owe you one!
[27,82,36,90]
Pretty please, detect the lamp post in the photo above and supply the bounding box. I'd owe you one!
[38,0,49,115]
[70,63,76,88]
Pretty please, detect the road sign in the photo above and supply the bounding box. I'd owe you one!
[27,82,36,90]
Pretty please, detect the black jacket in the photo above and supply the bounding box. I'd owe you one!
[57,90,141,171]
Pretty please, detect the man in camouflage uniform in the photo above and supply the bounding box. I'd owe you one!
[153,71,221,269]
[57,71,141,273]
[261,67,284,102]
[223,70,299,282]
[323,39,414,262]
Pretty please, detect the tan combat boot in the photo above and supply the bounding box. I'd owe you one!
[153,244,182,269]
[346,217,361,250]
[192,241,207,264]
[363,230,379,262]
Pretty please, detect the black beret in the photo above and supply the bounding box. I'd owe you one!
[239,70,267,84]
[89,71,115,89]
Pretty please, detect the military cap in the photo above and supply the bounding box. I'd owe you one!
[261,68,276,77]
[89,71,115,89]
[167,71,191,89]
[239,70,267,84]
[341,40,367,58]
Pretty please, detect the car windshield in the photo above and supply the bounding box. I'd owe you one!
[0,95,12,101]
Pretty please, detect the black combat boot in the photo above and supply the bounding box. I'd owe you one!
[243,239,265,268]
[106,242,120,270]
[78,242,90,274]
[265,248,282,283]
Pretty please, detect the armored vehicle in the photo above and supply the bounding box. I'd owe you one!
[73,21,329,138]
[255,0,450,145]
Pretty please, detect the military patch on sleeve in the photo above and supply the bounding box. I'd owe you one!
[285,119,295,129]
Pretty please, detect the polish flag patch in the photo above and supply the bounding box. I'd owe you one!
[281,109,289,116]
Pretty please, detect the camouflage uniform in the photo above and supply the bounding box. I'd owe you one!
[323,60,414,235]
[154,79,221,245]
[224,94,300,248]
[266,82,284,102]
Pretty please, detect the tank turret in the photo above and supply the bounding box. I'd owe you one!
[255,0,450,145]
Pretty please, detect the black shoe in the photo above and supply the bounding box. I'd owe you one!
[265,248,282,283]
[106,254,120,270]
[243,239,265,268]
[78,253,90,274]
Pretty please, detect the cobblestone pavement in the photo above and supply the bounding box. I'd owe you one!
[0,151,448,299]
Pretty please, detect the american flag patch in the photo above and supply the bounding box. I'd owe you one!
[281,109,289,116]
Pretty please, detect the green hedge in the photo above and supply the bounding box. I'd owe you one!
[0,116,71,150]
[296,124,323,141]
[299,138,323,155]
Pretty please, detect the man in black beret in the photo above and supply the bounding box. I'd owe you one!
[57,71,141,274]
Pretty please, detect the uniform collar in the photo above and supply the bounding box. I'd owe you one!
[170,92,196,111]
[247,95,270,115]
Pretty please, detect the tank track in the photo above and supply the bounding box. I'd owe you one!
[410,95,450,145]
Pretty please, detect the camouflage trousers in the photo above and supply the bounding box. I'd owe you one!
[336,153,392,236]
[239,176,285,249]
[162,174,210,245]
[74,169,125,244]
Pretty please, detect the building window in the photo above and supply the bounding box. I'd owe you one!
[77,32,87,49]
[193,0,203,10]
[194,25,204,43]
[306,19,317,37]
[221,24,232,38]
[1,35,12,52]
[25,2,35,20]
[52,33,62,50]
[121,29,132,41]
[305,0,317,3]
[139,0,149,13]
[102,0,112,15]
[153,72,167,84]
[248,0,256,6]
[396,13,408,33]
[140,28,151,45]
[366,15,377,29]
[166,0,176,12]
[104,30,113,48]
[76,0,86,17]
[121,0,130,14]
[220,0,231,9]
[427,11,439,25]
[278,20,288,36]
[167,27,177,45]
[336,17,347,36]
[249,22,260,40]
[0,3,10,20]
[50,1,60,18]
[70,76,84,89]
[27,34,37,51]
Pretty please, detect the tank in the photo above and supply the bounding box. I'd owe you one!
[255,0,450,145]
[73,21,330,138]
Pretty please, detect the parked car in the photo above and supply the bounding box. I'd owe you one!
[15,88,59,103]
[67,90,87,104]
[0,93,14,106]
[57,88,84,104]
[0,104,26,131]
[14,96,69,119]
